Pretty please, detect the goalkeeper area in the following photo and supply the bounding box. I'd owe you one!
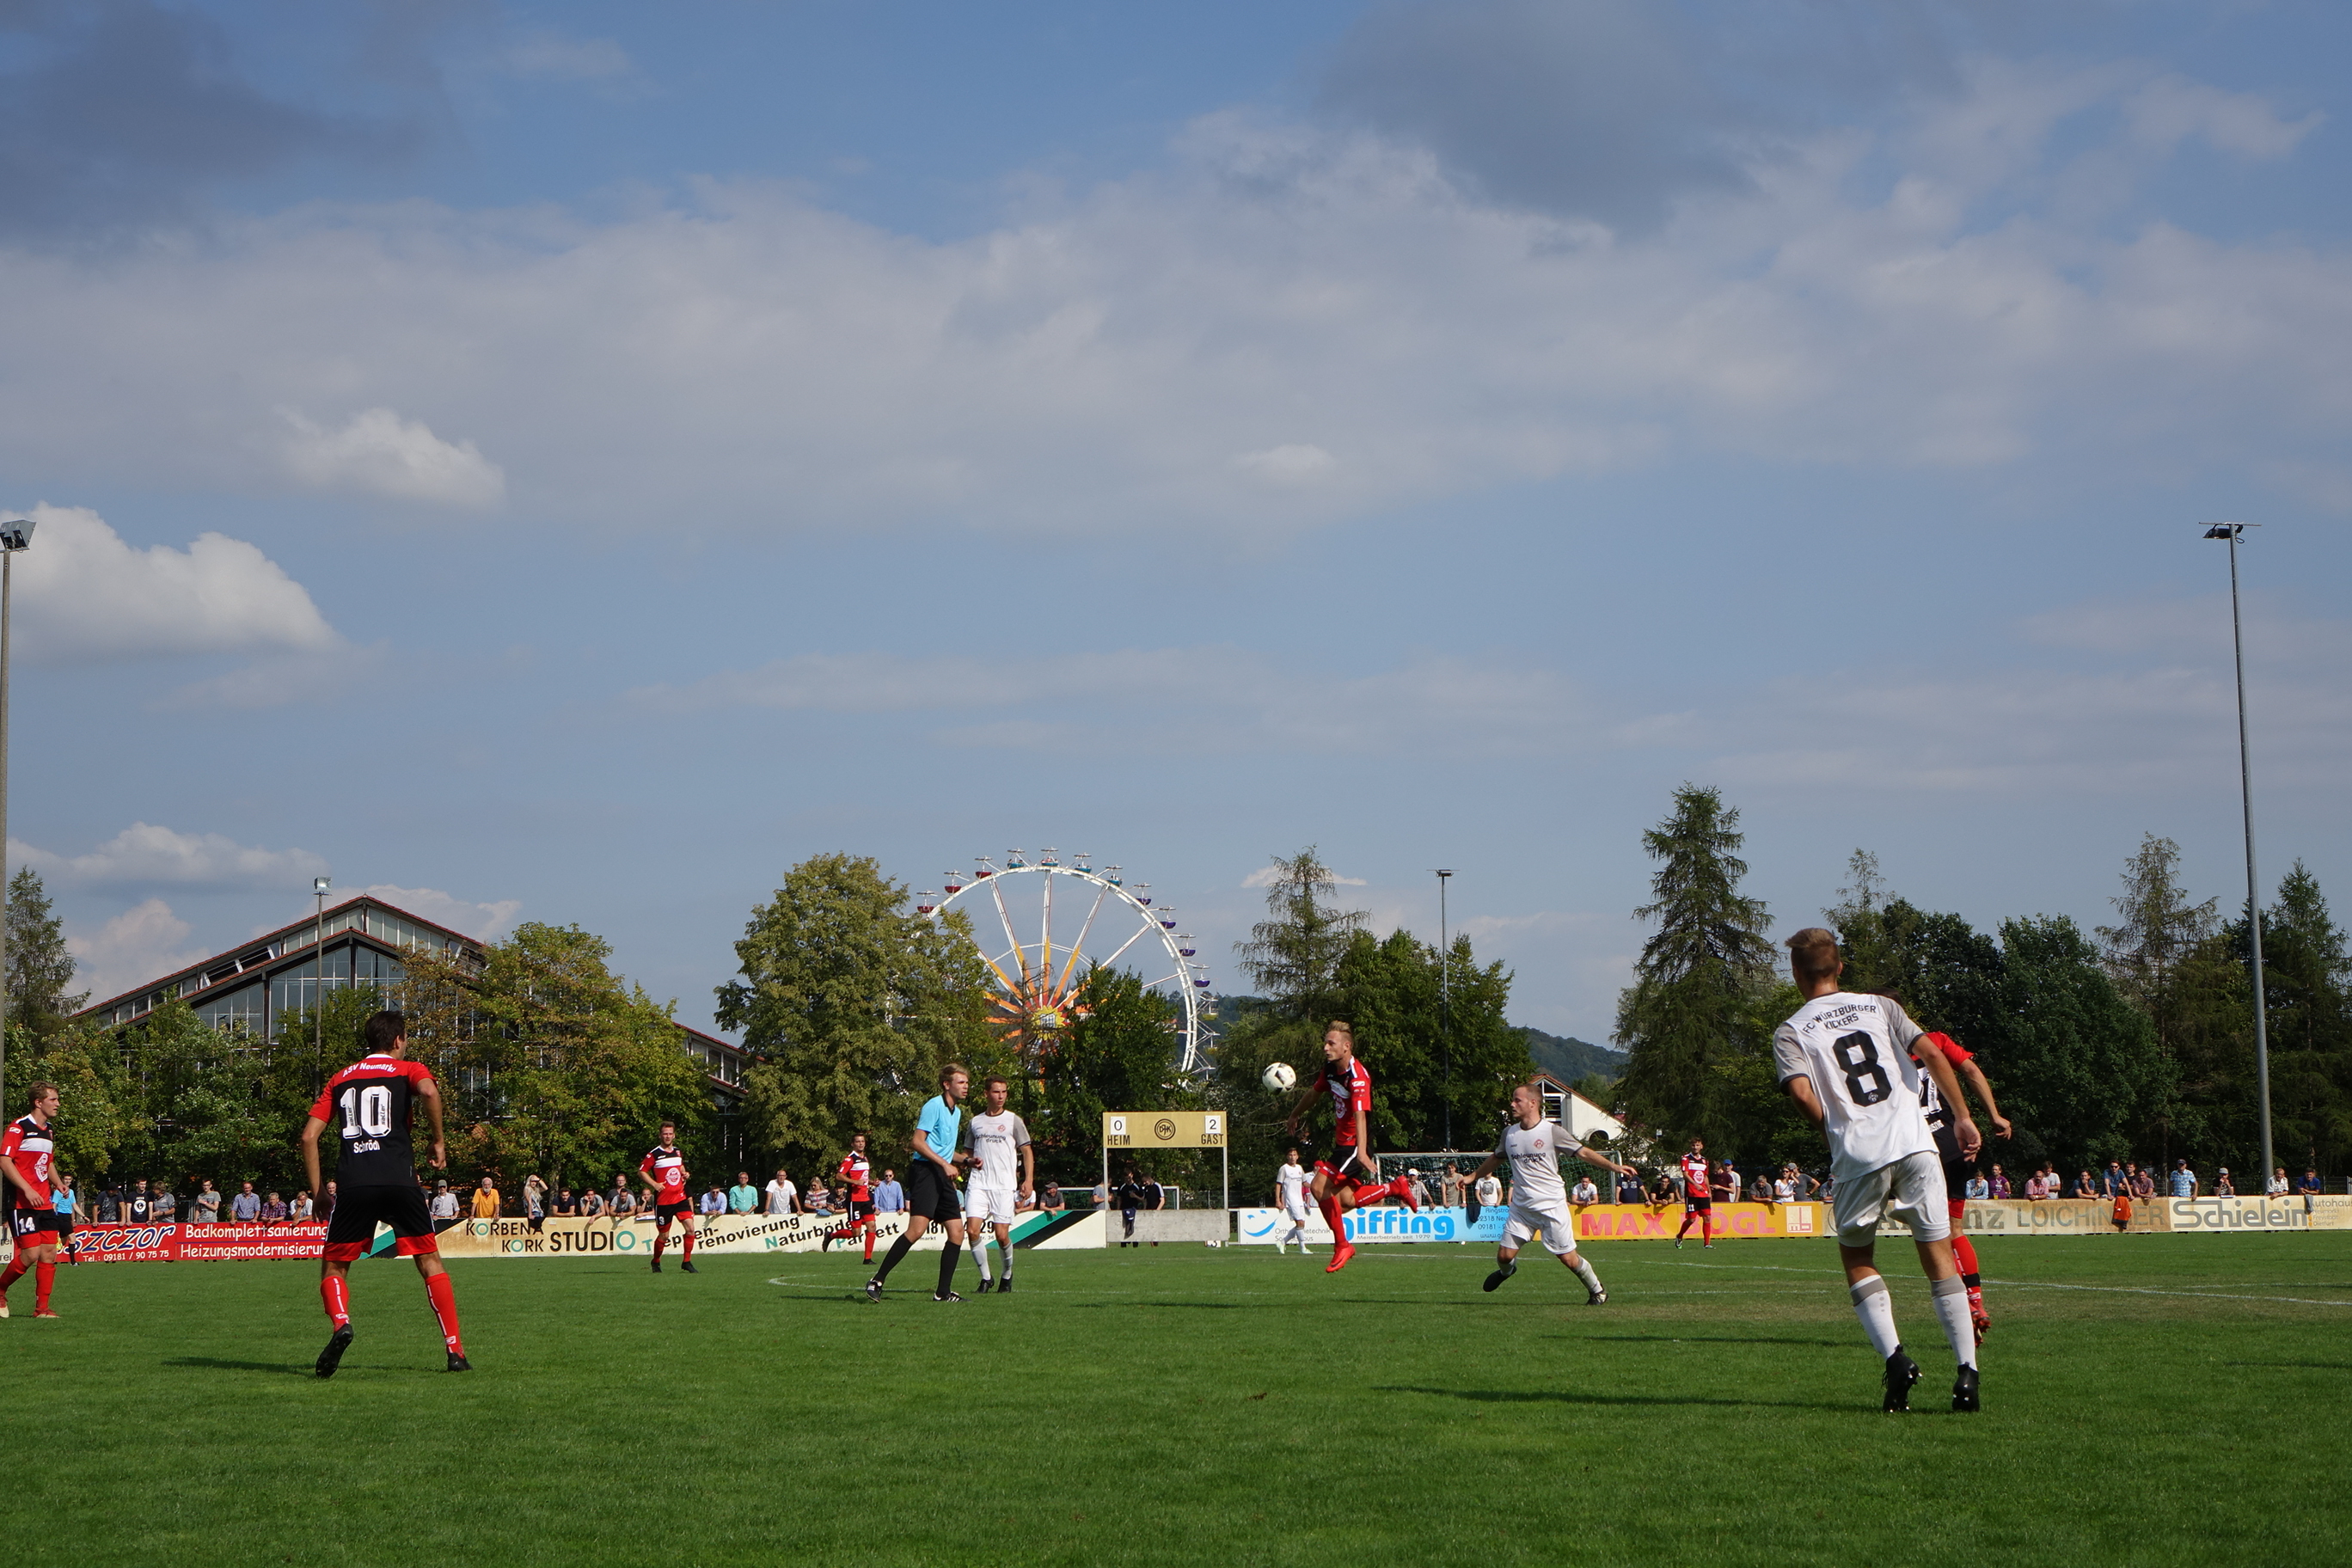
[55,1234,2351,1567]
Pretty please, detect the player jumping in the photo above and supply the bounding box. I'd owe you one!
[821,1132,878,1262]
[1908,1021,2011,1341]
[640,1120,698,1273]
[1673,1138,1714,1249]
[300,1011,469,1375]
[1777,930,1981,1412]
[1273,1146,1313,1255]
[867,1064,970,1302]
[1462,1082,1638,1304]
[962,1077,1033,1294]
[0,1083,64,1318]
[1282,1021,1419,1274]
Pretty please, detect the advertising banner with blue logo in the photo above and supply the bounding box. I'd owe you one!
[1234,1206,1504,1246]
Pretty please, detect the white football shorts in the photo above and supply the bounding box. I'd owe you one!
[965,1185,1018,1228]
[1281,1195,1310,1222]
[1503,1201,1579,1257]
[1832,1150,1951,1247]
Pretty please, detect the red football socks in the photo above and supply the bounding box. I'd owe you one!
[652,1234,667,1260]
[322,1274,351,1328]
[680,1229,695,1260]
[0,1259,23,1296]
[426,1272,463,1354]
[34,1264,53,1310]
[1951,1231,1981,1281]
[863,1221,875,1263]
[1318,1192,1346,1240]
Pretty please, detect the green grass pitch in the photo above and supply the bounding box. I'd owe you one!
[37,1233,2351,1566]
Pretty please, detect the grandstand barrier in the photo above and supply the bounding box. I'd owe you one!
[1113,1210,1229,1245]
[2170,1195,2352,1233]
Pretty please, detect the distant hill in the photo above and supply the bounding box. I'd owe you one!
[1517,1027,1626,1088]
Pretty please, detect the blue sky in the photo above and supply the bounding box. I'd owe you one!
[4,0,2348,1044]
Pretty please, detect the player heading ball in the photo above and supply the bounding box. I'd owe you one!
[1776,929,1980,1412]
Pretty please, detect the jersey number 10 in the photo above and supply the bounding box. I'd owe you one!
[1832,1032,1893,1106]
[340,1085,395,1138]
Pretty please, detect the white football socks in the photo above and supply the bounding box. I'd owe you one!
[1571,1255,1602,1293]
[970,1232,992,1283]
[1850,1276,1902,1359]
[1931,1274,1977,1369]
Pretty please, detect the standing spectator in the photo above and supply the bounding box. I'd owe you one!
[1748,1171,1773,1204]
[1115,1164,1148,1247]
[728,1172,760,1215]
[429,1181,460,1221]
[608,1178,637,1219]
[1774,1171,1797,1204]
[1963,1172,1989,1200]
[260,1191,289,1224]
[2024,1170,2049,1201]
[1407,1169,1433,1210]
[97,1185,121,1223]
[471,1176,502,1219]
[2103,1161,2128,1199]
[322,1180,338,1226]
[52,1173,78,1263]
[2214,1168,2236,1197]
[2169,1160,2198,1199]
[553,1187,579,1217]
[1473,1166,1503,1215]
[2130,1165,2156,1203]
[191,1179,223,1224]
[230,1182,262,1223]
[2301,1168,2324,1210]
[289,1190,315,1221]
[2074,1170,2099,1199]
[151,1185,177,1222]
[1712,1161,1739,1204]
[873,1169,905,1216]
[2266,1167,2290,1199]
[1988,1165,2012,1198]
[524,1174,548,1233]
[578,1185,604,1218]
[804,1185,834,1217]
[699,1183,726,1216]
[763,1167,799,1215]
[2111,1183,2133,1234]
[1038,1181,1063,1211]
[1571,1175,1600,1207]
[1090,1177,1110,1210]
[1440,1163,1467,1210]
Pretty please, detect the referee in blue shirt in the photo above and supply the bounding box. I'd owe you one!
[867,1064,971,1302]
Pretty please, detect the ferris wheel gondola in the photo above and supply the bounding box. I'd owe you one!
[923,848,1215,1075]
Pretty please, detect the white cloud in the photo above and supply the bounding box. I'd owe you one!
[5,504,339,663]
[1242,864,1367,888]
[0,55,2339,529]
[67,898,206,1005]
[360,884,522,941]
[279,407,505,508]
[12,824,328,891]
[628,646,1603,756]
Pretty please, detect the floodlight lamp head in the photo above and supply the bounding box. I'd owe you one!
[2203,524,2236,540]
[314,877,332,894]
[0,519,33,552]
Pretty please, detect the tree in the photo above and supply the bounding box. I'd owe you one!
[1044,966,1207,1190]
[1614,786,1775,1146]
[2237,862,2351,1177]
[1335,928,1524,1153]
[717,853,998,1185]
[13,1020,144,1183]
[7,868,86,1044]
[1234,848,1366,1027]
[404,922,714,1194]
[1992,916,2170,1171]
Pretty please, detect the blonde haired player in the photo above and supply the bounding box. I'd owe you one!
[1777,928,1982,1412]
[1281,1021,1420,1274]
[1460,1083,1638,1304]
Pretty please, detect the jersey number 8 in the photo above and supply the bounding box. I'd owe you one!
[1832,1032,1893,1106]
[340,1084,395,1138]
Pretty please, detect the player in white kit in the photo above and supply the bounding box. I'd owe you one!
[1776,928,1983,1412]
[1459,1083,1638,1304]
[1273,1148,1314,1255]
[960,1076,1033,1295]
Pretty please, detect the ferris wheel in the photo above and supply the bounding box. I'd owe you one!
[916,848,1215,1075]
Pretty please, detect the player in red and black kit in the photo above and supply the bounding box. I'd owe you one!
[0,1082,65,1318]
[300,1010,468,1376]
[821,1131,876,1262]
[1281,1020,1419,1275]
[1673,1138,1714,1249]
[640,1120,698,1273]
[1912,1026,2012,1341]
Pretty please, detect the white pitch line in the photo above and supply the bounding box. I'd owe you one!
[1641,1257,2352,1308]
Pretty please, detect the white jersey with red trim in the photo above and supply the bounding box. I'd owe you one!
[640,1145,689,1206]
[1497,1119,1587,1210]
[1773,991,1932,1182]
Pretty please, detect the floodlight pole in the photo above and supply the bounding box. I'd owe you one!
[0,521,35,1108]
[2207,524,2274,1184]
[1436,870,1453,1150]
[314,878,332,1088]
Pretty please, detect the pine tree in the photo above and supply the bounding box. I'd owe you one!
[1614,785,1774,1146]
[1234,848,1367,1026]
[7,867,87,1040]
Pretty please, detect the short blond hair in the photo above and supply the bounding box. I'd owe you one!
[1325,1020,1354,1042]
[1786,928,1841,984]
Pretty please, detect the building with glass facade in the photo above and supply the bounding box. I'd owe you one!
[76,894,751,1097]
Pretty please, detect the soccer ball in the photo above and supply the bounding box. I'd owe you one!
[1262,1062,1296,1092]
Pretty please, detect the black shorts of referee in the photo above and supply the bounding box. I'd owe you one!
[903,1161,964,1223]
